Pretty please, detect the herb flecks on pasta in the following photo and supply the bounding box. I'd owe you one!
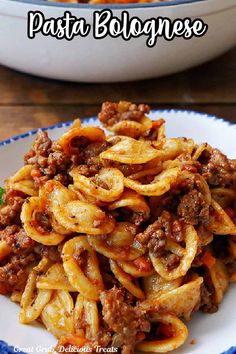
[0,101,236,354]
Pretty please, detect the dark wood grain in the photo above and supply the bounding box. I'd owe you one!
[0,46,235,141]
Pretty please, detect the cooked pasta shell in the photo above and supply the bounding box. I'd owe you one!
[21,196,66,246]
[107,116,152,139]
[149,225,199,280]
[136,313,188,353]
[41,290,74,339]
[151,138,195,162]
[9,180,38,197]
[100,138,160,164]
[127,165,162,180]
[196,225,213,248]
[108,190,150,222]
[109,260,146,300]
[211,188,236,209]
[142,276,203,321]
[143,273,182,297]
[87,222,144,261]
[0,240,11,261]
[5,165,38,196]
[124,168,180,197]
[48,181,115,235]
[50,214,72,236]
[74,294,99,339]
[71,167,124,202]
[20,259,52,324]
[11,289,23,303]
[57,126,105,155]
[54,200,114,235]
[117,257,154,277]
[8,165,33,183]
[106,222,137,247]
[37,263,77,291]
[192,142,212,160]
[71,118,81,129]
[208,199,236,235]
[62,236,104,301]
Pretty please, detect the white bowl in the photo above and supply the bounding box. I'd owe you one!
[0,0,236,82]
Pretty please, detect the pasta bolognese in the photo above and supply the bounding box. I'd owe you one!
[0,101,236,353]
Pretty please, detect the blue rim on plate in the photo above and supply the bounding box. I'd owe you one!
[0,341,235,354]
[0,108,235,147]
[10,0,205,10]
[0,341,27,354]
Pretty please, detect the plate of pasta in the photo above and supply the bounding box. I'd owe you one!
[0,102,236,354]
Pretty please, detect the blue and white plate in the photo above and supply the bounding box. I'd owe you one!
[0,110,236,354]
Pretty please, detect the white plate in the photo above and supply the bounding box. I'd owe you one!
[0,110,236,354]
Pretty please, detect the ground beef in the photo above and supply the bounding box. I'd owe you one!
[0,190,26,227]
[79,141,111,176]
[137,211,184,255]
[0,253,36,293]
[128,212,148,226]
[0,240,61,294]
[98,101,150,127]
[24,131,72,186]
[171,173,195,194]
[162,251,180,271]
[25,129,144,182]
[83,141,111,162]
[114,208,148,226]
[177,189,209,226]
[200,149,236,187]
[24,131,112,185]
[0,225,37,294]
[146,226,166,257]
[196,266,219,314]
[73,164,90,177]
[0,225,35,255]
[152,174,201,221]
[100,287,150,354]
[135,211,184,271]
[200,283,218,314]
[173,173,210,226]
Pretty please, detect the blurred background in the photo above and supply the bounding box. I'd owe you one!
[0,46,235,141]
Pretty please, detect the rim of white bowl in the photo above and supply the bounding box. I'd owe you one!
[0,108,235,147]
[8,0,205,10]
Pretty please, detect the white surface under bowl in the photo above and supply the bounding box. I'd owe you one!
[0,0,236,82]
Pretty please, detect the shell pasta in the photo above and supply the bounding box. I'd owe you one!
[0,101,236,354]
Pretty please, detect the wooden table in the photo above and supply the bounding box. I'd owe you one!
[0,47,235,141]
